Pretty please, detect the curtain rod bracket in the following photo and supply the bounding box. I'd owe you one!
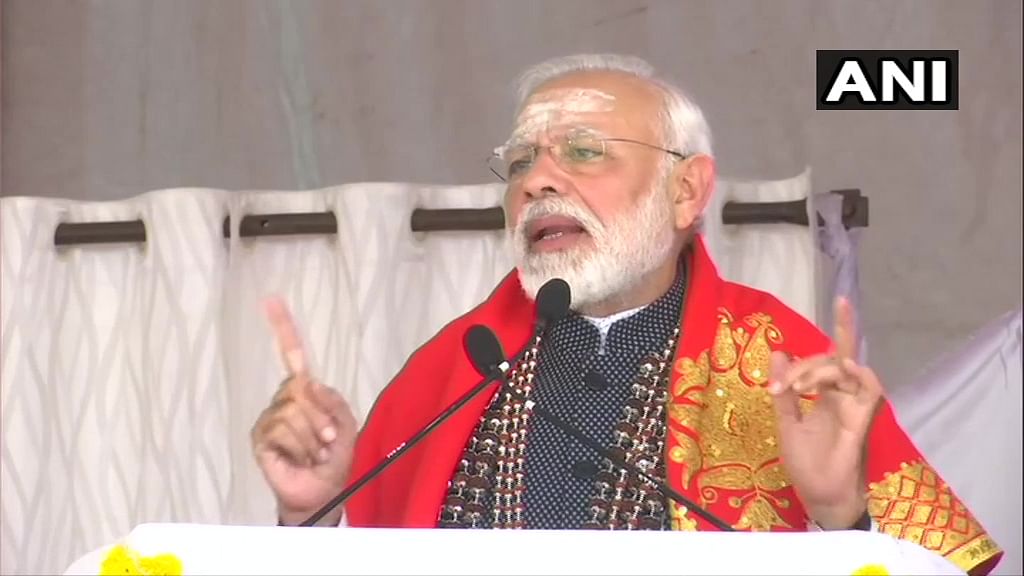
[51,189,867,246]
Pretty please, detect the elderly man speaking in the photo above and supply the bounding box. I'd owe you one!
[250,54,1001,575]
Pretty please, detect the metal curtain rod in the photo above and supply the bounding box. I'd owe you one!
[52,189,868,246]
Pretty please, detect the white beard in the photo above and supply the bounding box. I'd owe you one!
[508,173,678,312]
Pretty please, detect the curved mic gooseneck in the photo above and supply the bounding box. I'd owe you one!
[464,292,736,532]
[298,278,570,527]
[515,391,736,531]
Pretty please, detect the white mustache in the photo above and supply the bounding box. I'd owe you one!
[514,198,603,242]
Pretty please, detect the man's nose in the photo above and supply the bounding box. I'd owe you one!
[521,148,568,200]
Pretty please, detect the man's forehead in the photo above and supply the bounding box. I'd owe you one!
[525,69,656,104]
[513,87,619,132]
[509,73,660,143]
[520,87,618,112]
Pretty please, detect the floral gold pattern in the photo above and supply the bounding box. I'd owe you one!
[666,305,1000,573]
[669,501,698,531]
[669,428,703,489]
[669,308,795,531]
[868,460,1001,572]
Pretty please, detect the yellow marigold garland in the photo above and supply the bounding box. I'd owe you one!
[851,564,890,576]
[99,544,183,576]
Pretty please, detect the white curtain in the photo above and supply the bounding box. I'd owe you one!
[888,309,1023,576]
[703,167,820,324]
[3,175,824,575]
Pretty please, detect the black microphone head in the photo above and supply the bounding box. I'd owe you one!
[536,278,571,329]
[464,324,506,378]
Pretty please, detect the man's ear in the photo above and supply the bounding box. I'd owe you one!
[670,155,715,231]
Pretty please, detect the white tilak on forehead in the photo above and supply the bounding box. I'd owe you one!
[505,88,617,147]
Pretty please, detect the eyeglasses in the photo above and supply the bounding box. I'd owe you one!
[487,132,688,183]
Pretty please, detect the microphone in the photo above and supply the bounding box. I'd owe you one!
[465,324,511,378]
[464,277,569,379]
[298,278,571,527]
[466,278,569,378]
[465,325,736,533]
[534,277,571,330]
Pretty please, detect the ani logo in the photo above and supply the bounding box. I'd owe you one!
[816,50,958,110]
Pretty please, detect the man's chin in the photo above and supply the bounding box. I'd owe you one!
[518,253,583,281]
[516,257,589,303]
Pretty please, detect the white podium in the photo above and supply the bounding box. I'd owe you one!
[64,523,966,575]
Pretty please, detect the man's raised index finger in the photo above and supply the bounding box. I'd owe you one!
[833,296,859,362]
[263,295,307,375]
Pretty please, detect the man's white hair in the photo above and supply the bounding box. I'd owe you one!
[512,53,713,157]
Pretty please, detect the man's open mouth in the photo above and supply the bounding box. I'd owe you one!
[526,215,589,251]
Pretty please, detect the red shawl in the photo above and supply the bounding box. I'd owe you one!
[344,235,1001,574]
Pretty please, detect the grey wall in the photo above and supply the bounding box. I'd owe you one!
[2,0,1021,389]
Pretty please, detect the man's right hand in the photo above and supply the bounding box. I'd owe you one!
[250,297,357,526]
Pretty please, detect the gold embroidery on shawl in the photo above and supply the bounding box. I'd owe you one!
[738,312,780,385]
[669,429,703,489]
[667,308,1000,567]
[669,308,792,531]
[711,320,738,369]
[868,460,1001,572]
[669,501,698,531]
[674,352,709,398]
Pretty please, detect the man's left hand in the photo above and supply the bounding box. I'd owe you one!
[767,297,883,530]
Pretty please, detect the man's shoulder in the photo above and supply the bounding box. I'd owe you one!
[357,271,531,427]
[394,270,534,375]
[717,278,808,317]
[689,236,826,348]
[714,278,831,355]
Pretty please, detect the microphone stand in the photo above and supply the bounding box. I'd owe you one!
[298,332,539,527]
[514,391,736,532]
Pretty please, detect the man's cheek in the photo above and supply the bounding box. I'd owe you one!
[503,196,524,229]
